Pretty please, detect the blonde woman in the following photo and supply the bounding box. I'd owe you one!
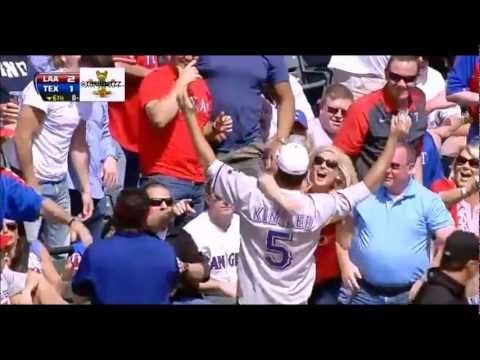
[306,146,358,304]
[431,142,479,236]
[259,145,361,303]
[430,142,479,301]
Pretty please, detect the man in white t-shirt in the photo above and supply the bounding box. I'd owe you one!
[12,55,93,249]
[184,183,240,303]
[177,85,411,304]
[328,56,390,100]
[315,84,354,146]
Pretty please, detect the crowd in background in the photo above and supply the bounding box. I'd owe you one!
[0,55,478,305]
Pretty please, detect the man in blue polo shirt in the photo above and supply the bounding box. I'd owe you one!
[0,167,92,245]
[197,56,294,177]
[337,143,455,305]
[71,188,180,304]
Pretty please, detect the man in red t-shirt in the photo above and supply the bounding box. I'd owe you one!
[109,55,160,188]
[138,56,231,227]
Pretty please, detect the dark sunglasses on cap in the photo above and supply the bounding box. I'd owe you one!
[149,197,174,207]
[388,71,417,85]
[326,106,348,117]
[314,156,338,169]
[455,156,480,168]
[4,223,17,231]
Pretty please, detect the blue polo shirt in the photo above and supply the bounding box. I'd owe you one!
[350,179,453,286]
[0,168,42,224]
[422,132,445,189]
[72,232,179,304]
[197,56,289,152]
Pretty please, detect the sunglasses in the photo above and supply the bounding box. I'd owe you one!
[388,71,417,85]
[455,156,480,168]
[4,223,17,231]
[326,106,347,117]
[149,197,174,207]
[314,156,338,169]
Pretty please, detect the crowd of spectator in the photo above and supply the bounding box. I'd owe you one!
[0,55,478,306]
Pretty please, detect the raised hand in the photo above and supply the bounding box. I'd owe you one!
[177,59,200,88]
[390,112,412,140]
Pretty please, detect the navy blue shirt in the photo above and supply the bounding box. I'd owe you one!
[421,132,445,189]
[197,56,289,152]
[0,56,36,103]
[72,232,179,304]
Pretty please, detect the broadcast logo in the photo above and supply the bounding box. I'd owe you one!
[79,67,125,102]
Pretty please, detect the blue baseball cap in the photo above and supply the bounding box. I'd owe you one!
[294,110,308,129]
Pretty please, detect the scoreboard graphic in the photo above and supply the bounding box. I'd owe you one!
[34,68,125,102]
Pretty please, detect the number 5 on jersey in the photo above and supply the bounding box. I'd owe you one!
[265,230,292,270]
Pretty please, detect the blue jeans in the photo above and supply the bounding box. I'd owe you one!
[309,279,342,305]
[338,284,410,305]
[140,174,205,227]
[24,178,71,249]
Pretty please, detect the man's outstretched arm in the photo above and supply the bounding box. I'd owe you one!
[177,87,216,169]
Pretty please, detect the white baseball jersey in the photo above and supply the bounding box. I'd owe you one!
[184,211,240,284]
[207,160,371,304]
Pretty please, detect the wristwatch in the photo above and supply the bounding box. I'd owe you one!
[67,217,79,227]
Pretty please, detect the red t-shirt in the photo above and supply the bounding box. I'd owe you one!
[108,55,159,152]
[138,65,212,182]
[431,178,458,226]
[314,223,341,284]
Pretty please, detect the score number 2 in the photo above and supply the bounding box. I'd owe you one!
[265,230,292,270]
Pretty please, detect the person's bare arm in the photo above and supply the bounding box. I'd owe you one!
[362,114,411,192]
[145,60,200,129]
[437,181,479,208]
[40,199,93,246]
[426,91,459,113]
[199,279,237,298]
[446,91,479,107]
[38,243,65,295]
[14,105,44,189]
[273,82,295,143]
[177,87,216,169]
[70,121,93,220]
[335,217,362,291]
[203,113,233,143]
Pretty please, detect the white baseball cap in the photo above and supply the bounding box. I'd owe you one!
[276,142,310,175]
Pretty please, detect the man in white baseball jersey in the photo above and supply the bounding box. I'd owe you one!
[177,86,411,305]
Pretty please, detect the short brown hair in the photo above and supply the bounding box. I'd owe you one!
[318,84,353,107]
[386,56,420,72]
[112,189,150,230]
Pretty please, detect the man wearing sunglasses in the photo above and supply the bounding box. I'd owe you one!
[316,84,354,145]
[144,182,210,304]
[337,143,455,305]
[334,56,428,182]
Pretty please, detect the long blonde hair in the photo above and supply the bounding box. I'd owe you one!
[311,145,358,188]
